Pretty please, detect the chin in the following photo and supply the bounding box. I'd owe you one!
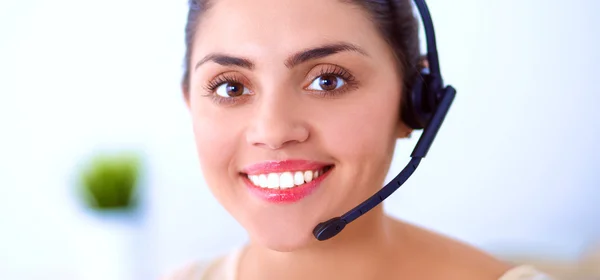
[249,226,316,252]
[237,208,324,252]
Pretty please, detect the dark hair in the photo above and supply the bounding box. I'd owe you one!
[181,0,421,100]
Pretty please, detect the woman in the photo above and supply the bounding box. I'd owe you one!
[166,0,553,279]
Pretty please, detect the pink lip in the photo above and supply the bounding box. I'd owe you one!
[242,169,332,204]
[240,160,334,204]
[241,160,331,175]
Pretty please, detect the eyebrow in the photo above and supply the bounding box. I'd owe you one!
[194,54,255,70]
[284,42,369,68]
[194,42,368,71]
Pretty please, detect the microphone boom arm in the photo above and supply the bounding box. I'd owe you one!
[313,86,456,241]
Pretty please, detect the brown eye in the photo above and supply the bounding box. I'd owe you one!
[226,82,243,96]
[319,75,338,90]
[308,74,345,91]
[216,82,249,98]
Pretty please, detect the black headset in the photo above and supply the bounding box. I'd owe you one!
[313,0,456,241]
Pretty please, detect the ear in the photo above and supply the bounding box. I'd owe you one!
[419,55,429,71]
[395,120,413,139]
[182,85,192,111]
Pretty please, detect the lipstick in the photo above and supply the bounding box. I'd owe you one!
[240,160,333,203]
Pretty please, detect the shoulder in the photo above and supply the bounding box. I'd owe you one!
[391,219,552,280]
[159,260,212,280]
[160,249,242,280]
[499,265,554,280]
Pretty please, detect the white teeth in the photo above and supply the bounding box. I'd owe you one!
[294,171,305,186]
[304,170,313,183]
[250,175,259,185]
[259,174,268,188]
[247,168,330,189]
[267,173,279,189]
[280,172,294,189]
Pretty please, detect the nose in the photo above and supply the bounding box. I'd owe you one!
[245,92,309,150]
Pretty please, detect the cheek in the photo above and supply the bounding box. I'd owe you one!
[332,112,395,154]
[322,94,400,163]
[316,86,402,204]
[189,102,240,186]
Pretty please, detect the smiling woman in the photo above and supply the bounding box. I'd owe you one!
[163,0,554,279]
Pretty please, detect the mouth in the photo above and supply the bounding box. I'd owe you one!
[240,160,334,203]
[245,165,333,189]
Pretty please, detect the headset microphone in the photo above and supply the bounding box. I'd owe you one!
[313,0,457,241]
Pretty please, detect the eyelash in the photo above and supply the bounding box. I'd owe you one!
[201,65,358,105]
[203,73,244,92]
[307,65,358,97]
[202,73,250,106]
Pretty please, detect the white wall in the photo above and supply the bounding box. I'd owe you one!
[0,0,598,279]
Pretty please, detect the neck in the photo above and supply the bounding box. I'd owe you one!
[240,206,402,280]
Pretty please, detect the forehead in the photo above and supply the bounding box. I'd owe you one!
[193,0,388,62]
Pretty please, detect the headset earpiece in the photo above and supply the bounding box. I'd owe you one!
[402,69,440,130]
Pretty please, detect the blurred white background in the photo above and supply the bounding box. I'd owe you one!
[1,0,599,279]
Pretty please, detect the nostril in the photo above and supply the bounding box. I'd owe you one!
[253,139,301,150]
[245,119,310,150]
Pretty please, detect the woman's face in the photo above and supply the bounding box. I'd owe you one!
[186,0,410,251]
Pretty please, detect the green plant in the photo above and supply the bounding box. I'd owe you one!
[78,152,143,211]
